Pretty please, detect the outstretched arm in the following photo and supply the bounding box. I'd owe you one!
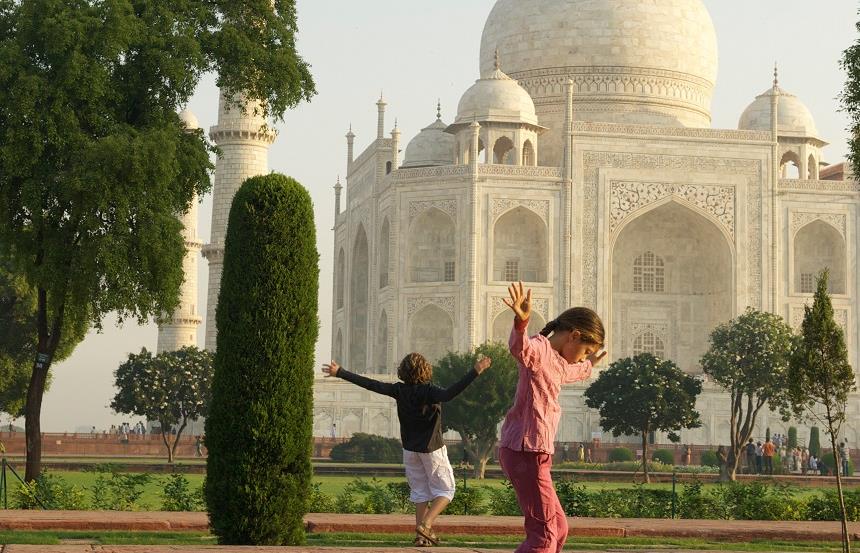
[505,282,543,370]
[430,356,491,403]
[322,361,397,398]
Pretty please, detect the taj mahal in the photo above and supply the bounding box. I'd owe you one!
[162,0,860,446]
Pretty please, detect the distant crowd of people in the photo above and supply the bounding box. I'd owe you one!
[743,436,852,476]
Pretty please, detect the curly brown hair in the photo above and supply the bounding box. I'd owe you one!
[397,352,433,385]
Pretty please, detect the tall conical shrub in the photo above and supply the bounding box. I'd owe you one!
[809,427,821,458]
[205,174,318,545]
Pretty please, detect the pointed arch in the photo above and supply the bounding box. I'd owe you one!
[493,206,548,282]
[408,208,456,283]
[408,305,454,363]
[780,151,801,179]
[375,310,389,373]
[523,140,535,166]
[808,154,818,179]
[336,248,345,310]
[794,219,846,294]
[493,136,516,165]
[378,217,390,288]
[349,225,369,372]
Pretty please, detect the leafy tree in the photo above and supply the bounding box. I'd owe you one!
[111,346,213,463]
[0,0,315,483]
[435,342,518,479]
[841,10,860,180]
[788,270,856,553]
[0,260,87,419]
[584,353,702,483]
[700,308,795,481]
[205,174,318,545]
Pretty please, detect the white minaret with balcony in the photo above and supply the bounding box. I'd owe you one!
[202,94,276,351]
[156,109,205,353]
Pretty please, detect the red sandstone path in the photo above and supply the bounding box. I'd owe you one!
[0,511,859,543]
[0,548,823,553]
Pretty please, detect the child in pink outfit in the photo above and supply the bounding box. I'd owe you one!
[500,282,606,553]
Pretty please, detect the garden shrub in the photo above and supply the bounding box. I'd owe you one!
[89,467,152,511]
[652,449,675,466]
[329,433,402,463]
[447,486,488,515]
[205,174,319,545]
[160,473,203,512]
[308,483,335,513]
[700,450,719,467]
[487,481,522,516]
[14,471,88,510]
[607,447,635,462]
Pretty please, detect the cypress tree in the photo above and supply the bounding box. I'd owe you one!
[788,427,798,449]
[205,174,318,545]
[809,427,821,458]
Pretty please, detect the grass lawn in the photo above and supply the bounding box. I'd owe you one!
[0,530,844,551]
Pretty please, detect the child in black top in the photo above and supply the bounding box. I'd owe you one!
[323,352,490,546]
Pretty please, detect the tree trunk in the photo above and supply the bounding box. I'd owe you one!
[641,431,650,484]
[161,425,174,464]
[829,419,851,553]
[24,359,50,483]
[720,449,736,482]
[171,418,188,463]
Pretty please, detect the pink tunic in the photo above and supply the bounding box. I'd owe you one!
[499,317,592,455]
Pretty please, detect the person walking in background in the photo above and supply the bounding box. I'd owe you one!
[755,441,764,474]
[578,443,585,463]
[762,438,775,475]
[323,352,491,547]
[195,435,204,457]
[684,445,692,466]
[745,439,756,474]
[801,447,809,475]
[498,282,607,553]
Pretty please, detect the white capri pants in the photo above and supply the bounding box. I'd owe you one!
[403,445,456,503]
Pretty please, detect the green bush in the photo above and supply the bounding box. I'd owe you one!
[608,447,635,462]
[329,433,402,463]
[447,486,488,515]
[556,480,591,516]
[14,471,88,510]
[205,174,319,545]
[487,481,522,516]
[700,450,719,467]
[809,427,821,457]
[308,483,335,513]
[806,489,860,521]
[89,468,152,511]
[652,449,675,466]
[819,452,854,476]
[160,474,203,512]
[788,427,798,449]
[709,481,805,521]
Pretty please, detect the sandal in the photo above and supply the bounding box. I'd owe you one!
[413,535,432,547]
[416,523,440,546]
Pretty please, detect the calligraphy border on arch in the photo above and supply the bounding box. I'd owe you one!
[408,199,457,220]
[490,198,551,225]
[790,211,847,238]
[406,296,456,317]
[582,152,762,309]
[490,295,550,322]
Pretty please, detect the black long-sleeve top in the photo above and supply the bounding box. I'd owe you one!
[336,368,479,453]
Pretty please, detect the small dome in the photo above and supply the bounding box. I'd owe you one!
[454,66,539,127]
[402,117,456,168]
[738,87,818,137]
[178,108,200,130]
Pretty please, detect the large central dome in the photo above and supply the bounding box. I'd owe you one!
[480,0,719,165]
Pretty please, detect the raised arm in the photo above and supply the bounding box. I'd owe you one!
[429,355,491,403]
[322,362,397,398]
[504,282,544,370]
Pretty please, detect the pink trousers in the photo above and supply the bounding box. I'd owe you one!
[499,447,569,553]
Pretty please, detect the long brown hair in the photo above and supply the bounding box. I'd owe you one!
[539,307,605,346]
[397,352,433,385]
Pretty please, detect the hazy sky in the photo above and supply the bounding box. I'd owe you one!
[22,1,858,431]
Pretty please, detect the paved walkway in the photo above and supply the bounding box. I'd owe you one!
[0,548,820,553]
[0,511,858,542]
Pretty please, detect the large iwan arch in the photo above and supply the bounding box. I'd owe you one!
[408,208,456,283]
[611,201,733,373]
[493,207,548,282]
[408,305,454,363]
[794,220,846,294]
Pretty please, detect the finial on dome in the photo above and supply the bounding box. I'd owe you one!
[436,99,442,120]
[773,62,779,89]
[494,47,500,71]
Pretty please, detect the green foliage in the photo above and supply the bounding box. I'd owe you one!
[447,486,488,515]
[89,467,152,511]
[652,449,675,466]
[807,489,860,521]
[585,353,701,481]
[608,447,635,462]
[205,174,318,545]
[700,450,719,467]
[0,0,315,481]
[13,471,88,510]
[0,261,87,417]
[809,428,821,458]
[329,433,402,463]
[820,453,854,477]
[841,10,860,181]
[308,483,335,513]
[788,427,798,449]
[487,481,523,516]
[435,341,518,478]
[701,308,796,479]
[159,474,204,512]
[112,347,213,463]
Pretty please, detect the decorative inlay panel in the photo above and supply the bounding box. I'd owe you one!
[630,322,669,338]
[478,165,563,179]
[408,199,457,220]
[491,198,551,224]
[780,179,860,193]
[609,181,735,238]
[395,165,471,180]
[572,121,772,142]
[407,296,456,317]
[491,295,550,321]
[791,212,847,238]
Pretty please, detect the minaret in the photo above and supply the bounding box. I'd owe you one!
[157,109,205,353]
[376,93,387,140]
[202,94,276,351]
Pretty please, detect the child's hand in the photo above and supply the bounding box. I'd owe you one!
[588,350,608,366]
[474,355,492,375]
[503,281,531,322]
[322,361,340,377]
